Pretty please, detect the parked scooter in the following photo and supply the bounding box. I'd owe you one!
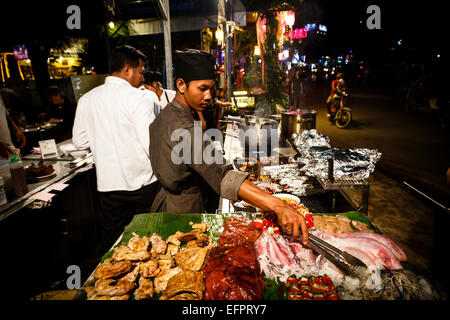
[327,89,352,129]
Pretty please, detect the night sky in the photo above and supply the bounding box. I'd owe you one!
[0,0,445,62]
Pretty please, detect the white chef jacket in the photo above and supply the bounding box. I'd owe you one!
[0,95,13,146]
[138,86,175,111]
[72,76,159,192]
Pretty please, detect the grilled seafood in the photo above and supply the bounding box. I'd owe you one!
[93,259,133,280]
[154,267,183,294]
[112,245,151,261]
[174,247,209,271]
[150,233,167,254]
[162,270,204,300]
[140,260,160,278]
[134,277,155,300]
[127,233,151,251]
[92,279,136,296]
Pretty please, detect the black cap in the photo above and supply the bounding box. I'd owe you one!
[174,49,215,82]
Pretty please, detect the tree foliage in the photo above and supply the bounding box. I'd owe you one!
[241,0,304,112]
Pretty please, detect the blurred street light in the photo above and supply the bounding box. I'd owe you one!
[254,45,261,56]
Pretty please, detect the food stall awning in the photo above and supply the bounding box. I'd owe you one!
[125,0,247,35]
[128,13,246,35]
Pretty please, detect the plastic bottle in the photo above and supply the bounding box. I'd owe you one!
[9,154,28,197]
[0,176,7,205]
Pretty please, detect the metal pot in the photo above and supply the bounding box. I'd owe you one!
[281,110,317,138]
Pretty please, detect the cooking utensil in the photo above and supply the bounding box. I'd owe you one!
[298,230,366,276]
[304,238,355,275]
[308,233,366,268]
[281,110,317,138]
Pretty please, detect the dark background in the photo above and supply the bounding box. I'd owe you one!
[0,0,446,92]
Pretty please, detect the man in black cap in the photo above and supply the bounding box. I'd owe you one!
[149,49,308,243]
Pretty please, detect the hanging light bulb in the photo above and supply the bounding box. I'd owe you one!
[215,26,224,47]
[254,46,261,56]
[285,11,295,27]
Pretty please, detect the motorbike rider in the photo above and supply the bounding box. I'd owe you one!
[327,73,347,114]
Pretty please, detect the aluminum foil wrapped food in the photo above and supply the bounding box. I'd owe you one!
[261,164,303,180]
[300,148,382,180]
[294,129,331,150]
[294,130,381,180]
[278,176,324,196]
[257,166,325,196]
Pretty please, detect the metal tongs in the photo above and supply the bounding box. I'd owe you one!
[299,230,366,276]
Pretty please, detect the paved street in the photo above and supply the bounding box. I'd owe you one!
[302,81,449,199]
[297,80,449,293]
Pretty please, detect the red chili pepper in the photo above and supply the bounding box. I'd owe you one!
[286,277,299,287]
[288,286,301,295]
[263,219,275,227]
[253,219,264,229]
[299,276,309,285]
[327,294,339,300]
[323,283,336,294]
[306,220,314,228]
[288,293,304,300]
[314,277,322,285]
[298,285,309,294]
[289,202,297,208]
[313,293,325,300]
[321,276,332,285]
[272,227,280,234]
[305,213,313,221]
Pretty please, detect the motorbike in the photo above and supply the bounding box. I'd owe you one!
[327,90,352,129]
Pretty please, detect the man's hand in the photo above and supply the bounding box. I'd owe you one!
[271,200,309,244]
[215,100,232,110]
[14,129,26,148]
[237,180,308,244]
[48,118,63,123]
[0,142,11,158]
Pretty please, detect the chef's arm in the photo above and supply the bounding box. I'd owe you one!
[219,170,308,243]
[72,101,90,149]
[6,114,26,148]
[134,93,157,157]
[237,180,308,244]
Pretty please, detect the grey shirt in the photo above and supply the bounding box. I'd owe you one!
[149,99,248,213]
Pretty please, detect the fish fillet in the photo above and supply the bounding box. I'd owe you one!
[333,232,407,261]
[335,237,403,270]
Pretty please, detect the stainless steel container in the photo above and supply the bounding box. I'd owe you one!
[281,110,317,138]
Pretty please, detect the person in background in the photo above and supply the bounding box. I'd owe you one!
[38,86,77,139]
[0,88,29,127]
[72,45,161,253]
[446,168,450,186]
[149,49,309,243]
[0,94,26,159]
[290,67,304,110]
[141,71,176,111]
[327,73,346,113]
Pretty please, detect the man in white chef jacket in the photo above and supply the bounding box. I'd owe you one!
[72,45,161,253]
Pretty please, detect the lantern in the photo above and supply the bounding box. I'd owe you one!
[285,11,295,27]
[254,45,261,56]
